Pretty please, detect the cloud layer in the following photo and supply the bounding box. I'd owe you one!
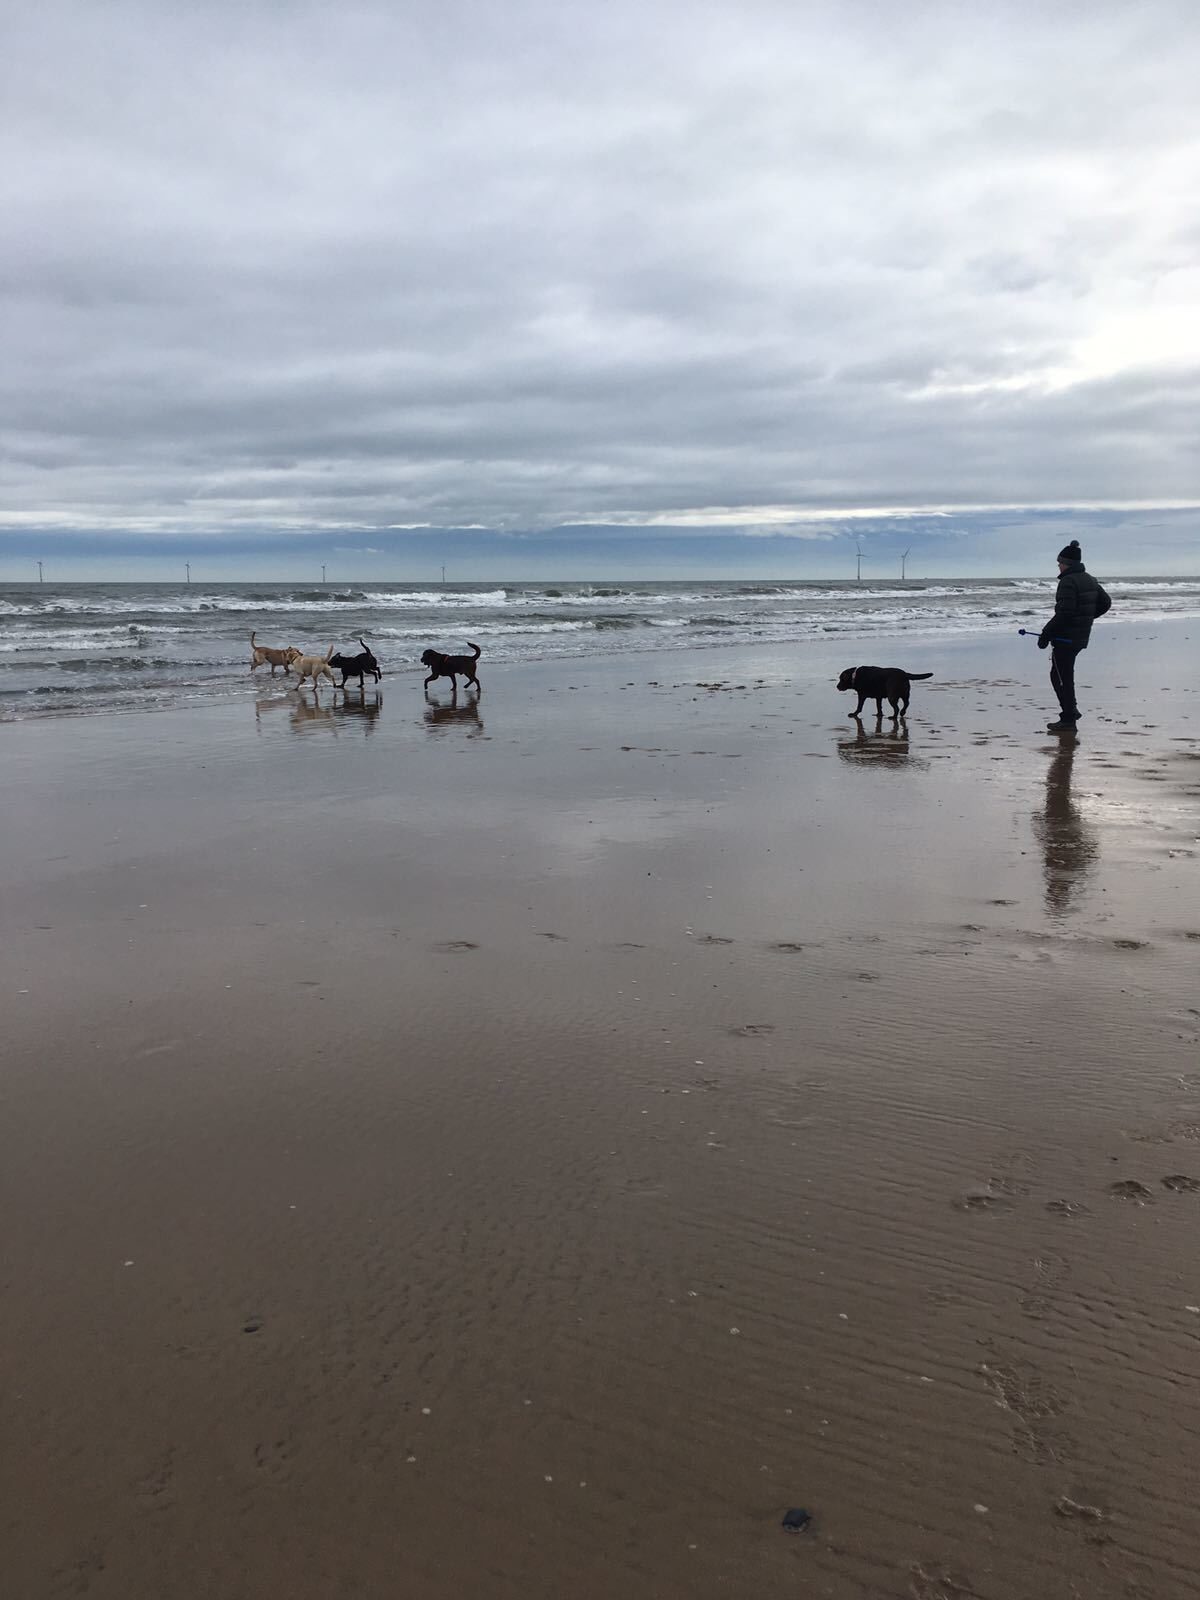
[3,0,1199,563]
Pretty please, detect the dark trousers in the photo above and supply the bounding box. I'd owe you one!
[1050,642,1082,721]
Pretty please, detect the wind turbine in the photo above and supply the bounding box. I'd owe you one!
[855,543,863,583]
[185,562,191,584]
[901,548,911,580]
[322,564,327,584]
[37,560,44,583]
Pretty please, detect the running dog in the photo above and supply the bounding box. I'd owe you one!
[250,632,300,675]
[837,665,932,719]
[329,638,381,688]
[420,642,482,693]
[291,645,337,689]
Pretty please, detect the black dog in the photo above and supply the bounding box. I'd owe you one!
[837,665,932,719]
[421,642,481,693]
[329,638,381,688]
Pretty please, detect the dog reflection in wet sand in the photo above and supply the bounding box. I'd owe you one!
[837,716,912,767]
[337,688,382,734]
[424,695,484,738]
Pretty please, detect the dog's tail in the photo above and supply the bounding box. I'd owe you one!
[906,672,933,680]
[250,631,257,646]
[325,644,334,660]
[467,641,481,659]
[359,638,369,652]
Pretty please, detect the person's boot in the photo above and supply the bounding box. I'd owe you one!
[1046,717,1079,733]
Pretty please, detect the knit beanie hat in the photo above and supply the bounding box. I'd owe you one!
[1057,539,1082,564]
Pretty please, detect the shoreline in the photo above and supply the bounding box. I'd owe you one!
[3,577,1199,723]
[3,606,1196,725]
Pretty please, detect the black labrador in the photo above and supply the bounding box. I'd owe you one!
[837,665,932,719]
[329,639,381,687]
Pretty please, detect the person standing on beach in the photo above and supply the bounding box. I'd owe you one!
[1038,540,1111,733]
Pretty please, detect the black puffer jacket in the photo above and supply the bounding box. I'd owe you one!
[1039,561,1112,649]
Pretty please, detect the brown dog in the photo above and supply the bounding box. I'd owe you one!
[837,665,932,719]
[421,642,481,693]
[292,645,337,689]
[250,631,300,675]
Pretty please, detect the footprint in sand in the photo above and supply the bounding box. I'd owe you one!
[953,1184,1016,1214]
[728,1023,776,1038]
[694,934,734,945]
[253,1434,297,1484]
[910,1563,980,1599]
[770,941,806,953]
[1112,938,1149,950]
[132,1450,177,1513]
[1109,1180,1154,1202]
[1045,1199,1091,1218]
[979,1357,1068,1465]
[432,940,479,953]
[1161,1174,1200,1192]
[1019,1252,1071,1320]
[50,1542,108,1597]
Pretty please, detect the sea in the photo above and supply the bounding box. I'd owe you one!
[2,577,1198,720]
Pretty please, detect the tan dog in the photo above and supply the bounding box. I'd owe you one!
[250,631,301,675]
[291,645,336,689]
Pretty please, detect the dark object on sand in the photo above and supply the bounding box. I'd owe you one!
[421,642,482,693]
[836,665,931,719]
[329,638,381,687]
[781,1507,812,1533]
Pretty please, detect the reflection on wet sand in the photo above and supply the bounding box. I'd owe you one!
[1031,733,1098,916]
[334,688,382,735]
[837,715,915,768]
[424,694,484,738]
[253,688,382,736]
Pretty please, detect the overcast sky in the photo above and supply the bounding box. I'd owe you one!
[3,0,1198,577]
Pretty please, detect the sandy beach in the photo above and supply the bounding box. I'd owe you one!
[3,618,1199,1600]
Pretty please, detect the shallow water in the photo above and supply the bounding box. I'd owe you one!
[2,575,1197,718]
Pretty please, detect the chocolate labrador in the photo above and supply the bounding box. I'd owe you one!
[421,642,482,693]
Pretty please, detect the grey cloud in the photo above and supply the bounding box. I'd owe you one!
[2,0,1199,544]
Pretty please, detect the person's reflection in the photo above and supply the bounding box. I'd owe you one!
[1031,733,1098,916]
[335,687,382,735]
[837,714,911,767]
[424,692,484,738]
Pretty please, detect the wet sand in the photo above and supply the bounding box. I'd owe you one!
[3,620,1199,1599]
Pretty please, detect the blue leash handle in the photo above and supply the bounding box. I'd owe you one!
[1019,629,1072,644]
